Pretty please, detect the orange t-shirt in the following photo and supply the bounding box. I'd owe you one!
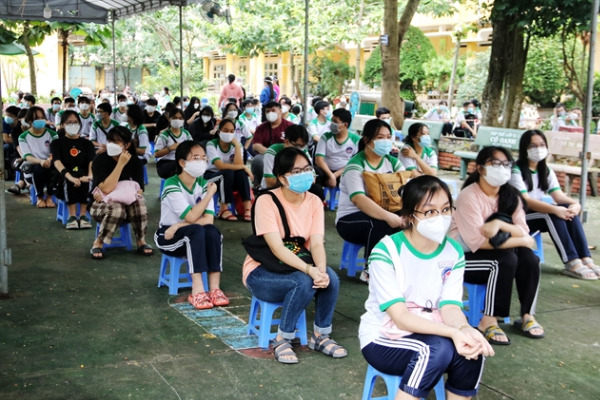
[242,188,325,286]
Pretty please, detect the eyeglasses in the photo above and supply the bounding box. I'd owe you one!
[414,206,454,219]
[288,166,314,175]
[527,144,546,149]
[486,159,513,168]
[188,155,207,161]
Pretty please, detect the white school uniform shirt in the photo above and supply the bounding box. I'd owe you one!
[159,175,215,227]
[314,131,361,172]
[398,145,438,172]
[261,143,312,189]
[358,231,465,348]
[154,129,192,161]
[238,112,259,137]
[90,119,120,146]
[19,128,58,160]
[206,138,238,173]
[510,165,561,200]
[78,113,96,137]
[307,117,332,143]
[126,124,151,162]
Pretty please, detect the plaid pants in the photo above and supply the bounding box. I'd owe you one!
[90,199,148,244]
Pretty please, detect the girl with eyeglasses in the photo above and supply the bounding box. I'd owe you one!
[361,175,494,400]
[511,130,599,280]
[243,147,346,364]
[449,146,544,346]
[154,140,228,310]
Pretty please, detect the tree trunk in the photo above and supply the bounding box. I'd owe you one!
[447,36,461,110]
[502,27,528,128]
[481,16,511,127]
[22,24,37,96]
[381,0,420,130]
[354,0,365,90]
[61,29,69,96]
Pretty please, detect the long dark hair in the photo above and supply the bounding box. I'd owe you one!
[404,122,426,146]
[516,129,549,192]
[463,146,523,215]
[107,126,136,155]
[359,118,392,152]
[183,96,200,121]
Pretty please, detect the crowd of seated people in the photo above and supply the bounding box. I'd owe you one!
[6,86,597,383]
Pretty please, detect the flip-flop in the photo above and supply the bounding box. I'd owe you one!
[137,244,154,256]
[479,324,511,346]
[90,247,104,260]
[513,318,545,339]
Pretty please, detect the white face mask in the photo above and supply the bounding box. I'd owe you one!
[120,113,128,122]
[106,142,123,156]
[184,160,207,178]
[171,119,184,129]
[227,111,238,119]
[194,103,200,109]
[527,147,548,163]
[414,214,452,244]
[64,124,81,136]
[146,106,156,113]
[266,111,278,122]
[483,165,511,187]
[119,101,127,108]
[281,105,290,114]
[220,132,235,143]
[52,104,61,111]
[79,104,90,111]
[201,115,212,123]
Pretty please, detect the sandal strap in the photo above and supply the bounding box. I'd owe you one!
[482,325,507,341]
[522,318,542,332]
[272,339,295,357]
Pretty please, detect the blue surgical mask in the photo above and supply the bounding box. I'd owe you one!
[419,135,432,147]
[4,116,14,125]
[32,119,46,129]
[372,139,393,156]
[245,107,254,114]
[286,172,314,194]
[468,107,475,114]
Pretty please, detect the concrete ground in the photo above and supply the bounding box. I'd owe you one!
[1,167,599,400]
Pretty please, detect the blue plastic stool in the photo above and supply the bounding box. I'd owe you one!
[340,241,365,277]
[247,296,308,349]
[463,282,510,326]
[362,364,446,400]
[56,200,89,225]
[532,231,544,263]
[323,186,340,210]
[158,179,165,199]
[143,164,149,185]
[157,254,209,295]
[14,170,21,184]
[95,223,133,251]
[30,184,37,205]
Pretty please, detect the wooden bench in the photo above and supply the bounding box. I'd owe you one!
[544,130,600,196]
[454,126,525,179]
[401,119,445,150]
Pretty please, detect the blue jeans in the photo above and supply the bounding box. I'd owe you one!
[245,266,340,340]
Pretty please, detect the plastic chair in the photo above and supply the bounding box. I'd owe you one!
[157,254,209,296]
[143,164,149,185]
[463,282,510,326]
[14,170,21,184]
[247,296,308,349]
[323,186,340,211]
[95,223,133,251]
[362,364,446,400]
[56,200,89,225]
[158,179,165,199]
[531,231,544,264]
[29,184,37,205]
[340,241,365,277]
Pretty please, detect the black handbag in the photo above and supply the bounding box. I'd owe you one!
[486,212,513,248]
[242,191,314,274]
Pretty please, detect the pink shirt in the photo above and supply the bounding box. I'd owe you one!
[219,83,244,107]
[448,182,528,253]
[242,188,325,285]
